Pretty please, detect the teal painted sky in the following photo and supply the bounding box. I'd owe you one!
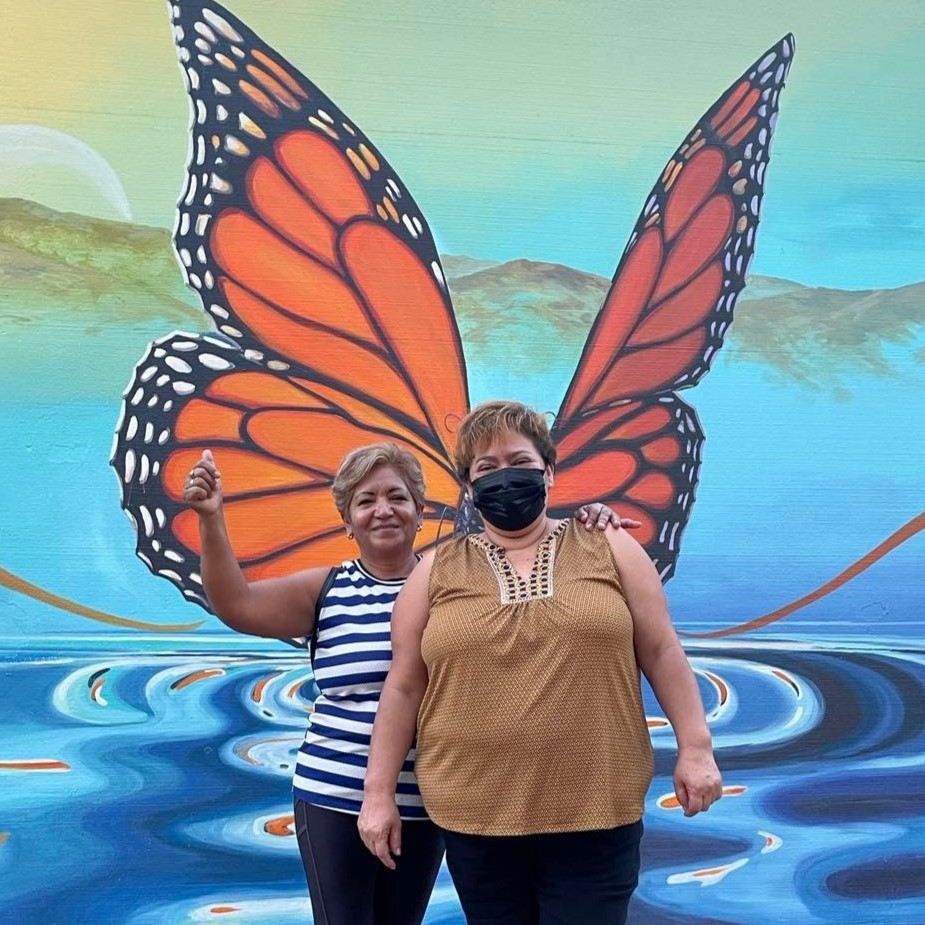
[0,0,922,290]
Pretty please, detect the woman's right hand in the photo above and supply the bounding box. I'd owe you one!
[184,449,223,517]
[358,794,402,870]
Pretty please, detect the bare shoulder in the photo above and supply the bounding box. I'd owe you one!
[404,549,436,591]
[602,523,650,571]
[272,563,341,600]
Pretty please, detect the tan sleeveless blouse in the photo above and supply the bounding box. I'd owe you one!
[415,519,654,836]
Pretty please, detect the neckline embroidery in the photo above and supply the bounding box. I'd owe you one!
[468,520,569,604]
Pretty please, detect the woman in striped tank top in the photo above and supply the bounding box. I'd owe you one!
[184,441,628,925]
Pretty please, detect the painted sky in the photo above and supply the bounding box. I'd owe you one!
[1,0,922,290]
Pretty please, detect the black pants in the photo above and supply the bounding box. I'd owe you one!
[442,821,643,925]
[294,797,445,925]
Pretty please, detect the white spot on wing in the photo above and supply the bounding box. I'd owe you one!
[202,8,243,42]
[402,215,419,238]
[199,353,234,370]
[166,357,193,374]
[194,21,218,43]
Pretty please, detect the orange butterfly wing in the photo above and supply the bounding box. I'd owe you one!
[112,0,468,608]
[550,35,795,579]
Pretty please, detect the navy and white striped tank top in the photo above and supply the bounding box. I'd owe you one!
[293,559,427,818]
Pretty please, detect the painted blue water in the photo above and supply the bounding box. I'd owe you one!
[1,638,924,924]
[0,359,923,923]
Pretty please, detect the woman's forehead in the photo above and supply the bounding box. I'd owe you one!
[473,431,540,459]
[353,464,407,493]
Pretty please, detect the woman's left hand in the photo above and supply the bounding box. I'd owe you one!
[673,748,723,817]
[576,503,642,531]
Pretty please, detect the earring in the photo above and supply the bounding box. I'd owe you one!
[346,531,354,541]
[416,523,423,532]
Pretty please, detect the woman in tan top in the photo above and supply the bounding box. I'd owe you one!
[359,401,722,925]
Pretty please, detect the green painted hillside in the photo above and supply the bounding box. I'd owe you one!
[1,199,922,400]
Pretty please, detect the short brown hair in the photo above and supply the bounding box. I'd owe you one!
[454,400,557,480]
[332,443,425,517]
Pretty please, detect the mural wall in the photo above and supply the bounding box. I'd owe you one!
[1,1,923,923]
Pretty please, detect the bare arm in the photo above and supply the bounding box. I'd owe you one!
[358,552,434,868]
[605,526,722,816]
[188,450,329,638]
[199,509,329,638]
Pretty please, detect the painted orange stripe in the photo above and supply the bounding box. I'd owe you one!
[658,785,746,809]
[251,49,308,99]
[0,760,71,771]
[251,672,280,703]
[264,813,296,837]
[0,565,203,633]
[172,668,225,691]
[709,79,750,131]
[693,864,731,877]
[90,677,106,702]
[682,510,925,638]
[771,669,801,695]
[703,670,729,704]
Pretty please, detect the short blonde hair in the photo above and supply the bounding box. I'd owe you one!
[454,400,557,480]
[332,443,425,517]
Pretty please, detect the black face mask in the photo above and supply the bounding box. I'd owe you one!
[471,467,547,532]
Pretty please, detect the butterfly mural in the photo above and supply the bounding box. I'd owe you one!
[111,0,793,611]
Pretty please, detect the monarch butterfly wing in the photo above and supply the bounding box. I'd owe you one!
[111,334,460,610]
[551,396,704,579]
[169,0,468,463]
[551,35,795,579]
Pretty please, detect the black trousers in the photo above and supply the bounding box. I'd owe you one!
[294,797,445,925]
[442,820,643,925]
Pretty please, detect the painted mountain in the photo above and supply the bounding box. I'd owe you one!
[1,198,922,402]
